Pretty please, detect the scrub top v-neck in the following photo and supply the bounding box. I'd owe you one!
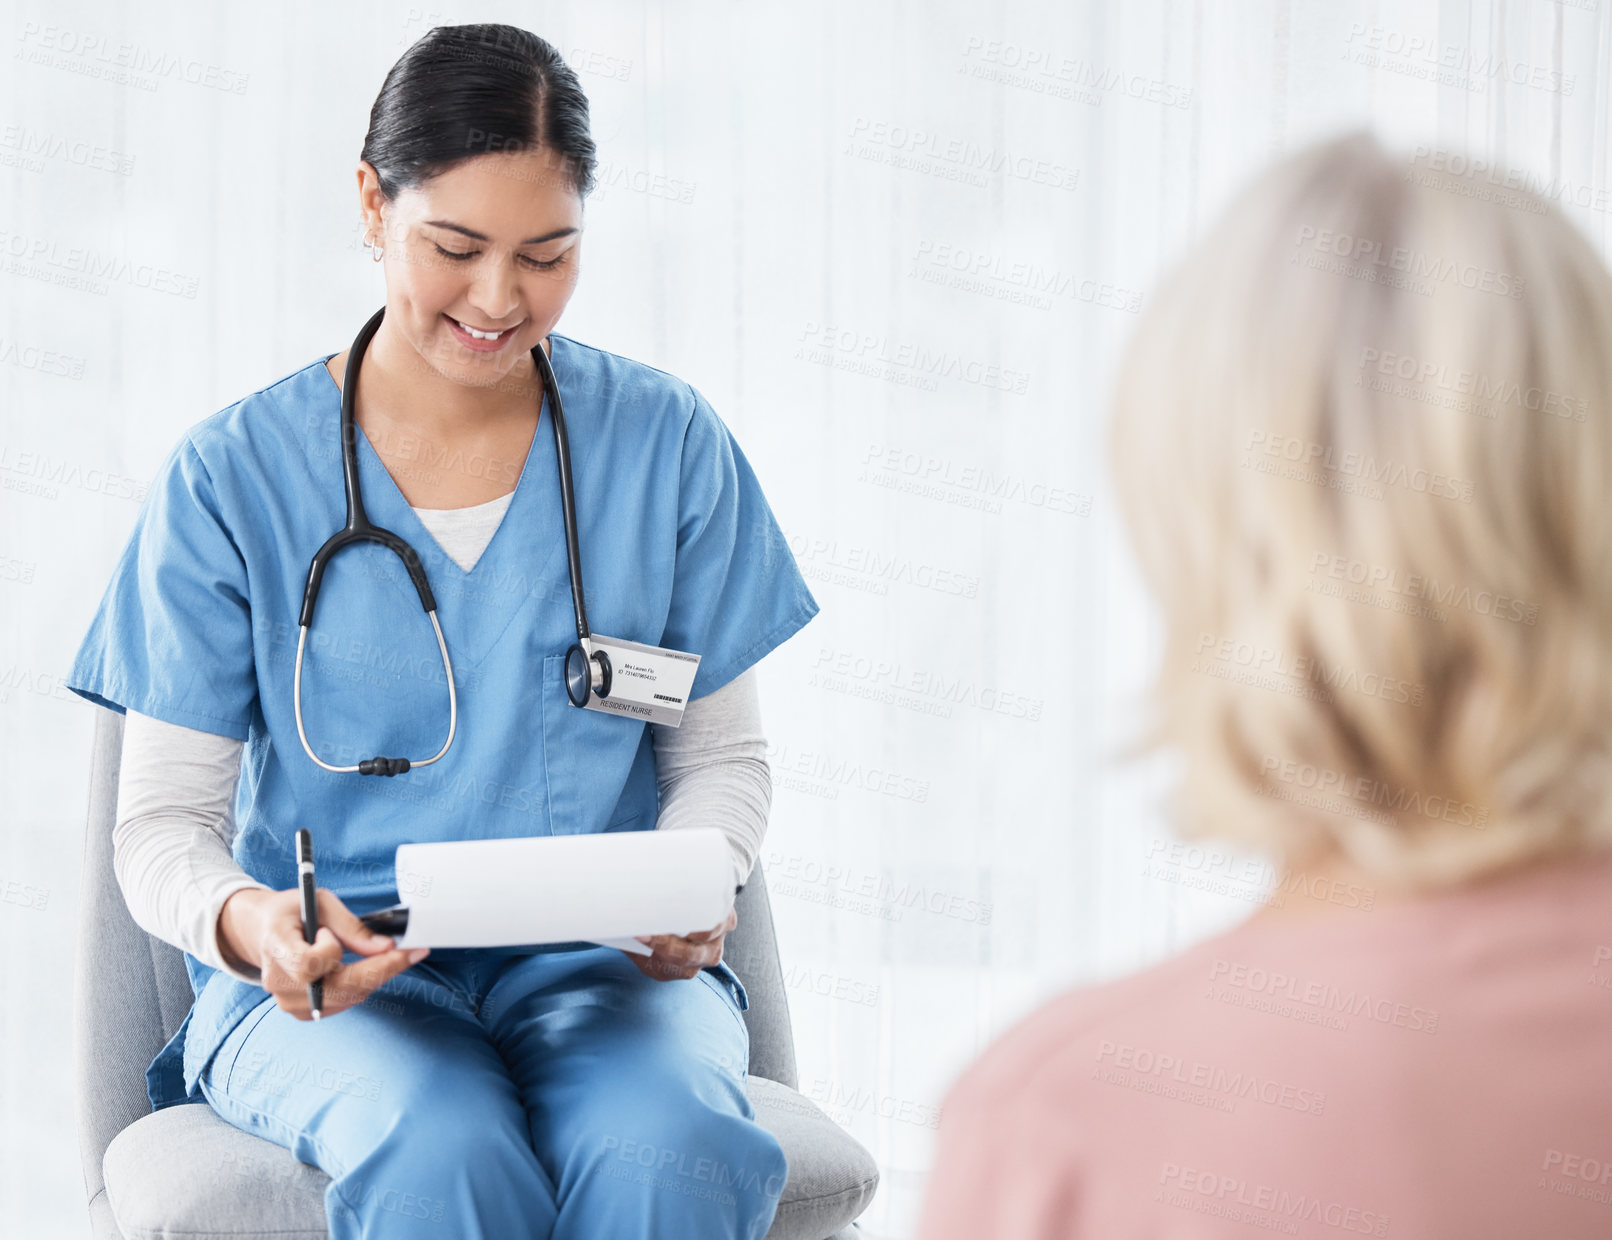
[319,347,539,583]
[66,331,818,1109]
[319,348,565,674]
[411,491,516,573]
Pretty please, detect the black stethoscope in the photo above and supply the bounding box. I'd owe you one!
[294,305,614,777]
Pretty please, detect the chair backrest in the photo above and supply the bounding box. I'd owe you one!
[74,706,799,1219]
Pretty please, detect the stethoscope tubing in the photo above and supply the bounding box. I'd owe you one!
[294,306,595,775]
[532,334,593,648]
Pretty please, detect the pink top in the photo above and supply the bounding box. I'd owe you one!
[917,849,1612,1239]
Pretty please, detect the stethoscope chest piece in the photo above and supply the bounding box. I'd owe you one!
[565,642,613,707]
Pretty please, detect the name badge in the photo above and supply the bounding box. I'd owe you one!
[586,634,701,727]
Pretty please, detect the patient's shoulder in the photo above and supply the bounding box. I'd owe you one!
[942,923,1248,1121]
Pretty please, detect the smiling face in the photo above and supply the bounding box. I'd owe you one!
[359,146,583,389]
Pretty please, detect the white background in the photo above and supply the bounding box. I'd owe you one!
[2,1,1605,1235]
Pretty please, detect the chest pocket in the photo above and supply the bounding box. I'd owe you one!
[539,652,652,835]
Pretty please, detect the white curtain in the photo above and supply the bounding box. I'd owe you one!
[2,0,1603,1234]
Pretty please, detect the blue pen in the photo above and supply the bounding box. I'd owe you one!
[296,829,322,1020]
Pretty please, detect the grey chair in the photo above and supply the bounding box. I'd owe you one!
[75,706,879,1239]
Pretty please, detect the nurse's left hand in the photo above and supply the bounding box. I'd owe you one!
[626,907,739,982]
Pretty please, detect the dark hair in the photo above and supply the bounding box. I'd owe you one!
[360,24,596,201]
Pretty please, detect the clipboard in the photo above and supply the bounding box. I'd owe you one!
[355,827,739,953]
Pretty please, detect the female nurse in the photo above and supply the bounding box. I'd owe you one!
[67,23,816,1240]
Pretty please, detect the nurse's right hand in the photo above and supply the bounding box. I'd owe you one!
[217,887,430,1020]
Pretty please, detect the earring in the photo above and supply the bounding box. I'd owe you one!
[363,231,384,262]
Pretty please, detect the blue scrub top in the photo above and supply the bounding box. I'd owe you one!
[67,332,818,1110]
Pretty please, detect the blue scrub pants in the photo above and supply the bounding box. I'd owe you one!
[197,944,787,1239]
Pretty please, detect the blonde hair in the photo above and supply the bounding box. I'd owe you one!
[1110,131,1612,889]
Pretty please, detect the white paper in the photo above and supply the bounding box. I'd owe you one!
[390,827,734,950]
